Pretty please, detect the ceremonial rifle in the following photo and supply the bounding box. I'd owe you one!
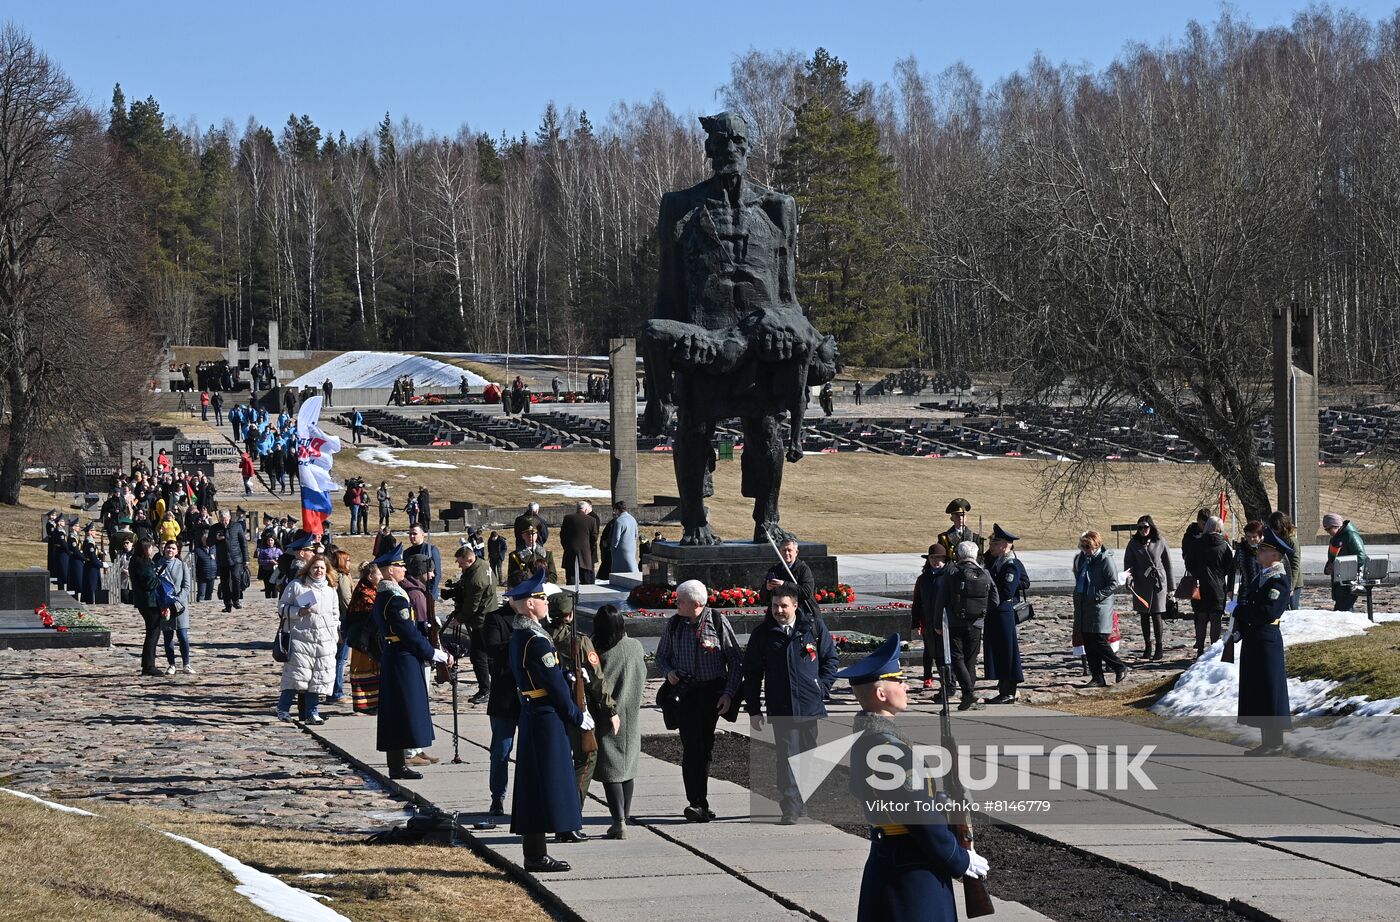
[941,604,995,917]
[571,562,597,754]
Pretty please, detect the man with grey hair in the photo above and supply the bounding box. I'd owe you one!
[933,541,996,710]
[561,500,600,585]
[1191,515,1235,654]
[655,579,743,821]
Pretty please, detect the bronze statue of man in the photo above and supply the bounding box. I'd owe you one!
[642,111,839,546]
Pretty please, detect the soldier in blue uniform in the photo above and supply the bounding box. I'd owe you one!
[51,518,69,590]
[1232,527,1293,756]
[982,524,1027,704]
[837,634,989,922]
[370,542,450,780]
[81,525,103,605]
[45,511,61,584]
[505,570,594,873]
[64,524,84,597]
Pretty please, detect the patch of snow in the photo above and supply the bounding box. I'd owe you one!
[0,787,98,816]
[166,832,351,922]
[357,448,457,470]
[298,873,335,879]
[521,475,610,499]
[0,788,347,922]
[1151,607,1400,758]
[470,464,516,472]
[290,351,489,390]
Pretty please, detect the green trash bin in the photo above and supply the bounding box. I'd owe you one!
[716,441,734,461]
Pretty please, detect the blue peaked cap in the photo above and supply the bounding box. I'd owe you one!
[835,633,904,686]
[1261,527,1294,557]
[284,531,318,553]
[503,569,548,600]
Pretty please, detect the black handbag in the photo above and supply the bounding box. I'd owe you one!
[656,679,685,730]
[272,625,290,663]
[239,564,252,591]
[1013,600,1036,624]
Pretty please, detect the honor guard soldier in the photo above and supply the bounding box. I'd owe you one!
[507,524,559,587]
[370,542,449,779]
[837,634,989,922]
[65,522,84,595]
[982,524,1027,704]
[937,498,984,558]
[547,589,619,816]
[81,524,104,605]
[505,571,595,872]
[1232,527,1293,756]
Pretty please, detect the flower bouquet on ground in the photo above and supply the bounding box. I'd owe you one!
[813,584,856,604]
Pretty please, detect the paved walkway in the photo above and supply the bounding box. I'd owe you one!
[305,683,1400,922]
[309,706,1053,922]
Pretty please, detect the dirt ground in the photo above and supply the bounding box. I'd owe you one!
[7,444,1391,571]
[328,446,1384,552]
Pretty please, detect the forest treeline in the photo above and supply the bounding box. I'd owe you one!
[108,8,1400,382]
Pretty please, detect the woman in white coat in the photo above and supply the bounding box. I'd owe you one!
[276,554,340,724]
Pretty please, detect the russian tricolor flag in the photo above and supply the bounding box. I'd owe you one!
[296,396,342,536]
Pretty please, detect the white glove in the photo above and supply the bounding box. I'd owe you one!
[431,649,448,664]
[579,667,590,683]
[579,711,595,732]
[963,849,990,880]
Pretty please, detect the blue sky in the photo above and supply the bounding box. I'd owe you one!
[7,1,1398,139]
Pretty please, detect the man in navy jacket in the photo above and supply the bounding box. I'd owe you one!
[742,584,838,823]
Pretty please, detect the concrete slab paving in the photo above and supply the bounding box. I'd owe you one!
[300,689,1400,922]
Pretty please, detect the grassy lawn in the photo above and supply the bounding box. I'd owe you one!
[0,792,555,922]
[3,445,1394,571]
[0,791,279,921]
[326,447,1389,553]
[1288,621,1400,702]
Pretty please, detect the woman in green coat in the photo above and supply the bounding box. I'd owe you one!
[592,605,647,839]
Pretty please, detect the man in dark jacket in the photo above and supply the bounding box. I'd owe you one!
[912,543,950,693]
[1191,517,1235,654]
[933,541,997,710]
[210,509,248,612]
[404,525,443,600]
[560,501,600,584]
[760,536,815,609]
[482,596,519,816]
[742,585,838,823]
[417,486,432,533]
[447,543,498,705]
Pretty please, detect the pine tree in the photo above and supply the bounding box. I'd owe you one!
[774,49,912,366]
[108,83,127,143]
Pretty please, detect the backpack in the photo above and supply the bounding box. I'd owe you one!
[949,562,992,622]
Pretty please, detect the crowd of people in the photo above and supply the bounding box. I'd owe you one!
[41,457,1371,892]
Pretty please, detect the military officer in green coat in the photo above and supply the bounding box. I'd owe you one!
[548,592,619,825]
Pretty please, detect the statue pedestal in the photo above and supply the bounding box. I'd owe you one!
[641,540,838,591]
